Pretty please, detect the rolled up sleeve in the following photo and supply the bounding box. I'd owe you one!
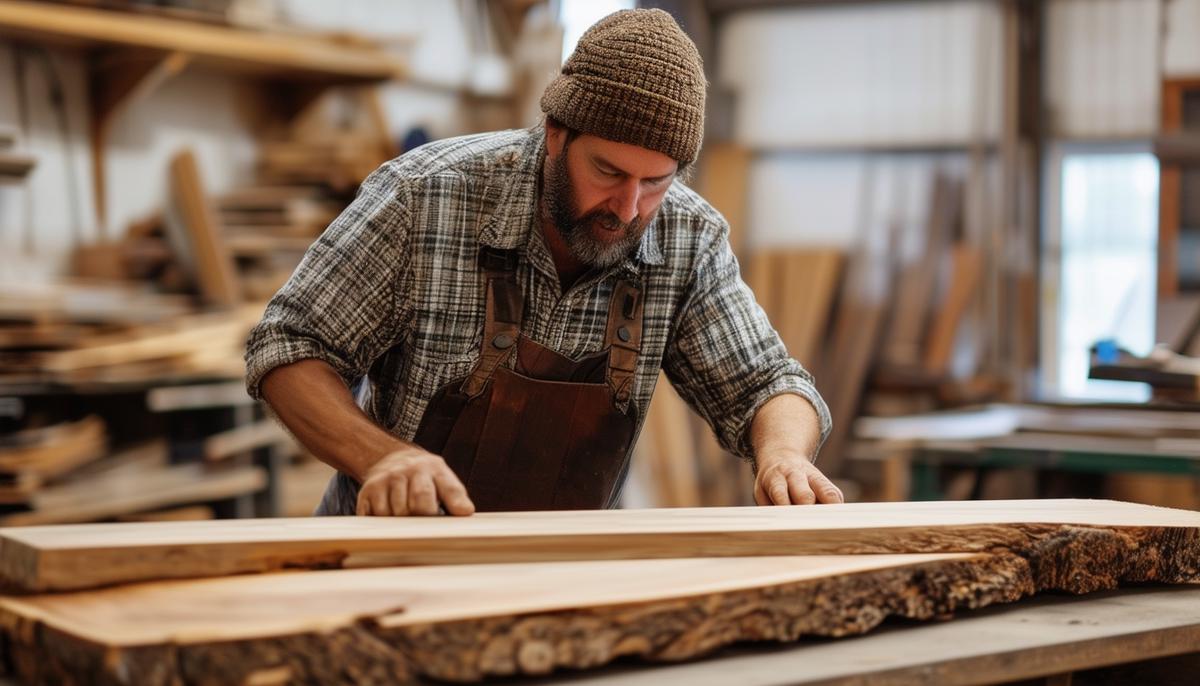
[661,228,832,464]
[244,163,413,399]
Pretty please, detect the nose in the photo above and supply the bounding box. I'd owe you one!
[610,179,640,224]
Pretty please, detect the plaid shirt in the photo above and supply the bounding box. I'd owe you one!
[244,126,831,467]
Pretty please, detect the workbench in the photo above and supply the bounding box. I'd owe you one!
[553,585,1200,685]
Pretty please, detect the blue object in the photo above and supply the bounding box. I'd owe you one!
[1094,338,1120,364]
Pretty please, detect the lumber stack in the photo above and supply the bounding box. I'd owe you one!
[0,417,105,504]
[0,291,263,386]
[0,499,1196,684]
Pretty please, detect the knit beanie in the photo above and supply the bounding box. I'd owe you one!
[540,9,707,164]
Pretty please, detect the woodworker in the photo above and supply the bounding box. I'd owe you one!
[244,9,842,516]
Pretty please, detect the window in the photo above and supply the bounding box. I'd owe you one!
[1042,147,1159,401]
[558,0,636,63]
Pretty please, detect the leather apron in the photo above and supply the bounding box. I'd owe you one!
[408,247,644,511]
[311,246,645,516]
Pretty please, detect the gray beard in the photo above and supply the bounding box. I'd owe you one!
[543,147,648,268]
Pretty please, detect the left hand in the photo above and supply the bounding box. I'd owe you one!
[753,453,843,505]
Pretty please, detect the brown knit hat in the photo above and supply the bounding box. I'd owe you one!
[540,8,706,164]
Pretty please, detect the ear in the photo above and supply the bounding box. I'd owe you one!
[545,117,567,158]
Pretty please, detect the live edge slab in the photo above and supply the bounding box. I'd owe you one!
[0,499,1197,684]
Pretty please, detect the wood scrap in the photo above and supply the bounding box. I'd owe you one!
[772,249,843,366]
[882,174,961,368]
[168,149,242,307]
[0,498,1196,593]
[693,143,751,255]
[924,243,984,374]
[0,462,266,527]
[0,417,106,502]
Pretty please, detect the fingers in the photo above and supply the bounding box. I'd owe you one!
[810,471,844,504]
[408,473,438,516]
[754,462,843,506]
[767,473,790,506]
[753,479,769,506]
[435,469,475,516]
[387,475,408,515]
[786,470,816,505]
[356,483,390,516]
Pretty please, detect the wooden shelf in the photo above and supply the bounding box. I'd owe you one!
[0,1,405,82]
[0,1,406,233]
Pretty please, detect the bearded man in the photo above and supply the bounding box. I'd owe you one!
[244,8,841,516]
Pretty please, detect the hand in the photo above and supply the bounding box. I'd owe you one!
[753,453,843,506]
[355,448,475,516]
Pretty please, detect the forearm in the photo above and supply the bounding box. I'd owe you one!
[259,359,410,482]
[748,393,841,504]
[749,393,823,469]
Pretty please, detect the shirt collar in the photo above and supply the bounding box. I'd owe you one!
[476,126,666,272]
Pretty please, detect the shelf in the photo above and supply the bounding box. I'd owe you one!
[0,1,406,233]
[0,1,405,82]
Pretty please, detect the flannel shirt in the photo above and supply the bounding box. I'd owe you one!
[244,125,831,475]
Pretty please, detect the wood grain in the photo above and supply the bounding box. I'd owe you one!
[0,553,1034,685]
[2,499,1198,593]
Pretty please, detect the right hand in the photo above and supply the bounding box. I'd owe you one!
[355,447,475,517]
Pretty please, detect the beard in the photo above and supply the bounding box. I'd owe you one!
[542,146,652,268]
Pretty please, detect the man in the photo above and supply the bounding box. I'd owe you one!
[245,8,841,517]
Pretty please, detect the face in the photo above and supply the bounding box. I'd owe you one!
[543,123,678,268]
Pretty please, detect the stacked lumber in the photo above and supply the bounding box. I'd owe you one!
[0,439,265,526]
[0,499,1196,684]
[216,184,342,300]
[257,132,388,193]
[0,417,105,504]
[0,298,263,386]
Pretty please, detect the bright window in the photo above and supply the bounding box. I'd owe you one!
[558,0,636,63]
[1048,150,1159,400]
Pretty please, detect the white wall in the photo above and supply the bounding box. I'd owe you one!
[0,0,484,280]
[717,0,1003,150]
[1044,0,1161,138]
[1164,0,1200,77]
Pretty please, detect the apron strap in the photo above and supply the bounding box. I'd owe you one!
[604,279,644,406]
[461,247,523,397]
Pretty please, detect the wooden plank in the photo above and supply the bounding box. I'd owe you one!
[693,143,752,255]
[0,1,404,82]
[0,417,106,497]
[0,463,266,527]
[560,586,1200,686]
[6,552,1200,685]
[883,174,960,368]
[774,249,843,366]
[924,244,984,374]
[34,305,261,374]
[202,419,292,462]
[0,553,1023,685]
[168,150,242,306]
[1,499,1197,593]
